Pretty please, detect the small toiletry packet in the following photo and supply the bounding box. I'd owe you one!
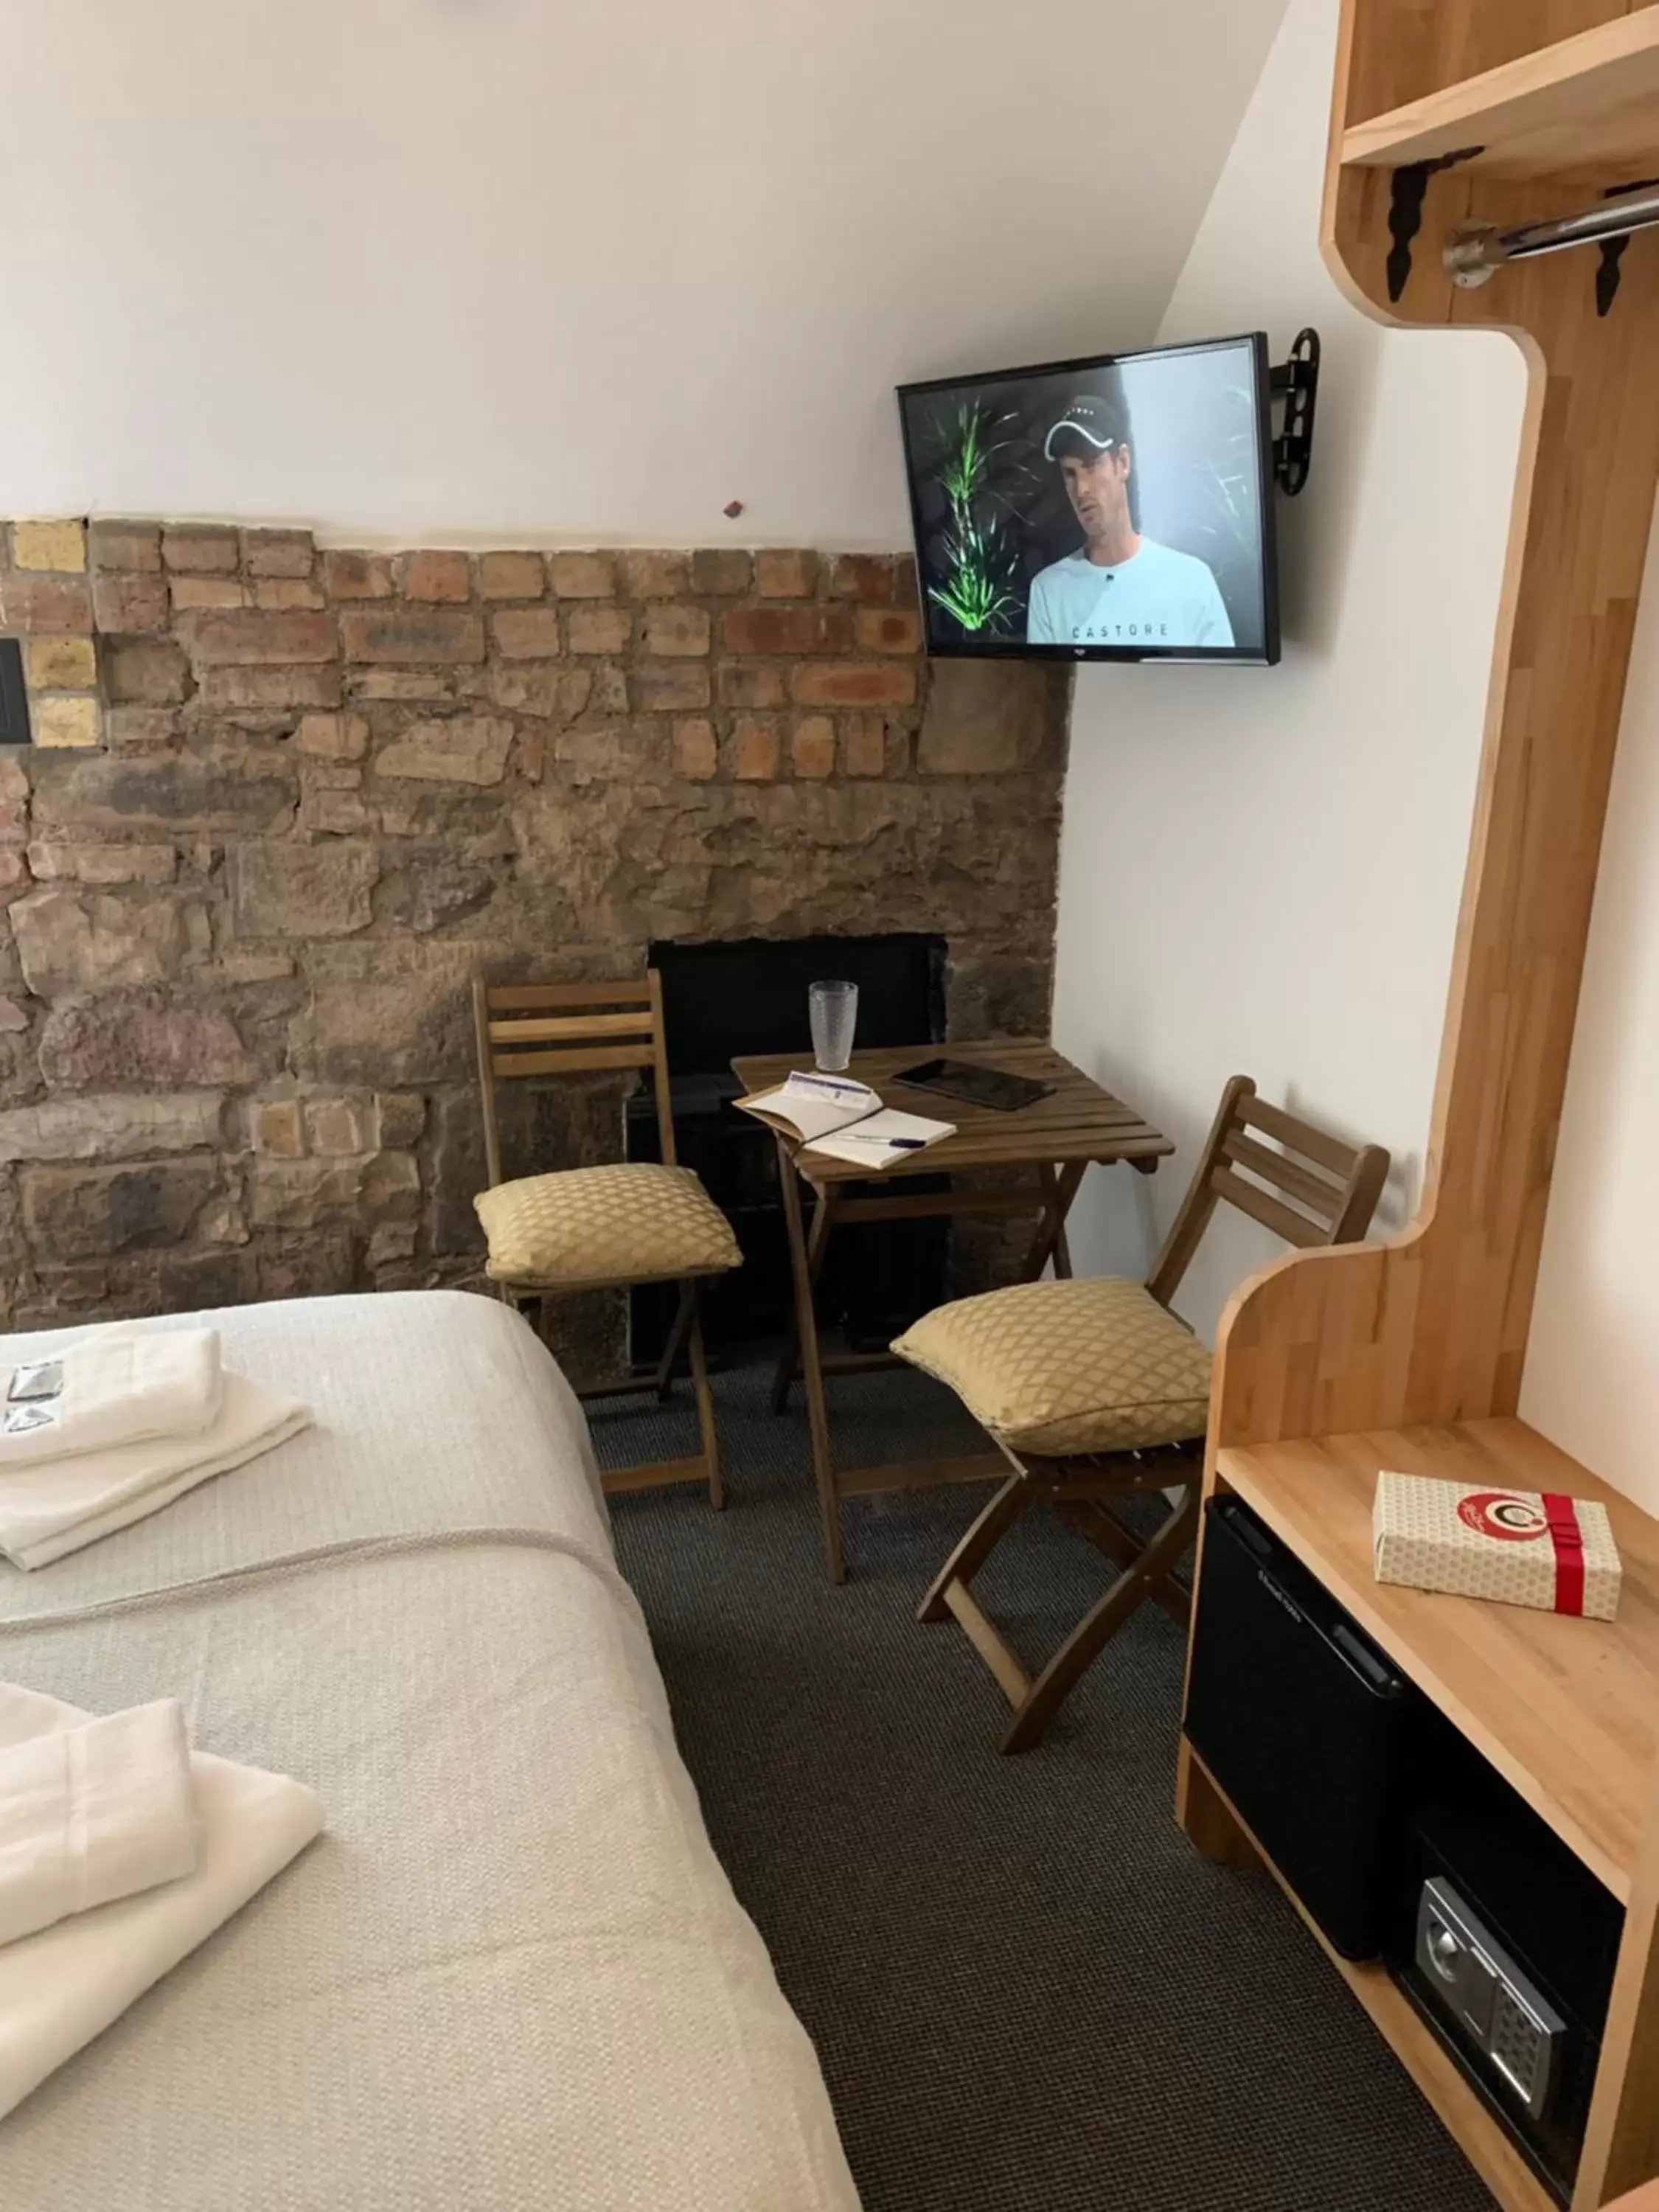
[7,1362,64,1404]
[1,1362,66,1439]
[1373,1469,1621,1622]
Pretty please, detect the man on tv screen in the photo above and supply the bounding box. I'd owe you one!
[1026,390,1235,650]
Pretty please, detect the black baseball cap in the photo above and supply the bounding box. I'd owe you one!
[1043,391,1131,462]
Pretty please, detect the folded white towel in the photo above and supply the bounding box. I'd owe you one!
[0,1371,312,1571]
[0,1699,200,1945]
[0,1682,324,2121]
[0,1328,221,1472]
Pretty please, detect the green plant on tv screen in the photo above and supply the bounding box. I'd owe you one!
[927,404,1022,638]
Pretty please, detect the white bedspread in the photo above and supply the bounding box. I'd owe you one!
[0,1290,860,2212]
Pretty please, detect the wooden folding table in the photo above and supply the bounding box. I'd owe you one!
[730,1038,1173,1582]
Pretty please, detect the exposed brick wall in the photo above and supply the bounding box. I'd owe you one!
[0,518,1068,1346]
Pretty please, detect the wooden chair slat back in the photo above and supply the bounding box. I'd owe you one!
[1208,1166,1331,1251]
[487,1010,658,1046]
[486,980,653,1012]
[490,1043,659,1079]
[1238,1091,1358,1180]
[1145,1075,1390,1310]
[1221,1127,1348,1218]
[472,971,676,1187]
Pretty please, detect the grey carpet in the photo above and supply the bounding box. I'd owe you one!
[593,1354,1496,2212]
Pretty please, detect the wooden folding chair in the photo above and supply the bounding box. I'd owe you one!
[894,1075,1390,1751]
[471,973,741,1506]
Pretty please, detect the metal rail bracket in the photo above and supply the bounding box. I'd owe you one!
[1386,147,1485,300]
[1597,178,1659,316]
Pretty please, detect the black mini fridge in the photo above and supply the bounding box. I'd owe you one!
[1183,1495,1416,1960]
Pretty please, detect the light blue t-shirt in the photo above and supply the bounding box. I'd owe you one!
[1026,538,1235,649]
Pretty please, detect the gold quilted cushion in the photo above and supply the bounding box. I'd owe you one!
[474,1164,741,1288]
[892,1276,1211,1456]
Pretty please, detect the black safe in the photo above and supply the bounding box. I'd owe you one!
[1385,1705,1623,2201]
[1184,1495,1623,2202]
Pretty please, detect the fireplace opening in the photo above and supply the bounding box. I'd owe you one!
[626,934,948,1363]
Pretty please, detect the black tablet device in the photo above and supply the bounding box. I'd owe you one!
[895,1058,1053,1113]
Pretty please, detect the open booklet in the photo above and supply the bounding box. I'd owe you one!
[735,1070,954,1171]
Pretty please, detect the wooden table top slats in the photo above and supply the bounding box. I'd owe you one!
[731,1040,1174,1186]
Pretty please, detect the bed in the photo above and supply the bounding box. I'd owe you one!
[0,1289,861,2212]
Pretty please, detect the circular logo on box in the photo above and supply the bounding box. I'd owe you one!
[1456,1489,1547,1542]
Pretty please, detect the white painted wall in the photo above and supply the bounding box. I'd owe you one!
[1521,506,1659,1512]
[0,0,1283,546]
[1050,0,1529,1342]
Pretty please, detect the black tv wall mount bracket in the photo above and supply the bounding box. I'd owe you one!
[1269,327,1321,495]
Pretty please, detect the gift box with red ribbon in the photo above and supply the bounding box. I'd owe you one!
[1372,1469,1621,1622]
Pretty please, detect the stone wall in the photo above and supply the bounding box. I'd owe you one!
[0,518,1068,1345]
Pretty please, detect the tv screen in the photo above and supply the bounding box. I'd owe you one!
[897,333,1279,664]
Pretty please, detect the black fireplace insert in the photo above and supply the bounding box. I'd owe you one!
[625,934,948,1363]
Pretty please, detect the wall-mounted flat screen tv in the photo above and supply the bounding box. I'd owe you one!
[897,332,1279,664]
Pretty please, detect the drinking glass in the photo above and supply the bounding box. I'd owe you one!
[809,980,858,1073]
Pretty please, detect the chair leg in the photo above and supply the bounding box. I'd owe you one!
[504,1279,723,1506]
[770,1185,836,1414]
[999,1484,1200,1754]
[655,1281,697,1403]
[1056,1496,1192,1630]
[686,1288,723,1512]
[917,1472,1035,1624]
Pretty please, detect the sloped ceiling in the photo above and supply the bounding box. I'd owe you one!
[0,0,1288,544]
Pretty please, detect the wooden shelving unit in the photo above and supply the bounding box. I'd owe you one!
[1340,11,1659,179]
[1173,5,1659,2209]
[1217,1421,1659,1899]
